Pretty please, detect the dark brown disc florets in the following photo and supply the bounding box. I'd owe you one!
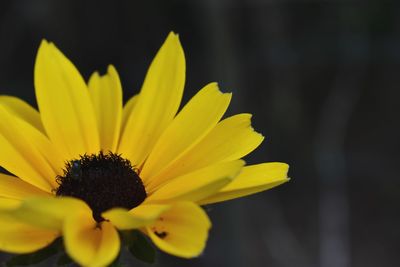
[55,152,146,222]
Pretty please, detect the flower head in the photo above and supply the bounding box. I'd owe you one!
[0,32,289,266]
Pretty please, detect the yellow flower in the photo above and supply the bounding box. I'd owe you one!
[0,32,289,267]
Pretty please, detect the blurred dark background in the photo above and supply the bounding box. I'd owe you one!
[0,0,399,266]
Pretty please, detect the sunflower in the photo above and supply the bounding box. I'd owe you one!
[0,32,289,267]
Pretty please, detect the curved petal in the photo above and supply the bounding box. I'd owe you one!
[64,210,120,267]
[0,96,45,133]
[0,106,58,191]
[88,65,122,152]
[9,196,90,231]
[150,113,263,183]
[142,83,231,189]
[0,213,58,254]
[118,32,185,166]
[0,173,51,200]
[121,94,139,133]
[34,40,100,159]
[146,160,244,201]
[146,202,211,258]
[102,204,169,230]
[199,162,289,205]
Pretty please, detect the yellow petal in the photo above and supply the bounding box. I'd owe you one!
[0,106,58,191]
[121,94,139,133]
[9,196,90,230]
[14,116,66,178]
[146,160,244,202]
[102,204,169,230]
[0,213,58,253]
[0,96,45,133]
[4,104,66,178]
[142,83,231,189]
[146,202,211,258]
[0,173,51,200]
[151,113,263,183]
[199,162,289,205]
[88,65,122,152]
[118,32,185,166]
[0,197,22,209]
[64,210,120,267]
[34,40,99,159]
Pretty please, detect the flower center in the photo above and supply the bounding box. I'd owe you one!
[55,152,146,222]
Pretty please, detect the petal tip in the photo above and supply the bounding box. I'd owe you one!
[37,40,51,56]
[89,70,100,80]
[107,64,117,74]
[207,82,232,96]
[165,31,180,45]
[39,39,49,46]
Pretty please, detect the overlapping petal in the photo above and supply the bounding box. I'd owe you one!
[102,204,169,230]
[199,162,289,205]
[146,160,244,202]
[142,83,232,191]
[146,202,211,258]
[7,197,90,231]
[118,32,185,167]
[88,65,123,152]
[0,106,59,191]
[35,40,100,159]
[0,173,51,200]
[0,96,45,133]
[0,198,23,209]
[149,113,263,183]
[0,213,58,253]
[64,210,120,267]
[121,94,138,132]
